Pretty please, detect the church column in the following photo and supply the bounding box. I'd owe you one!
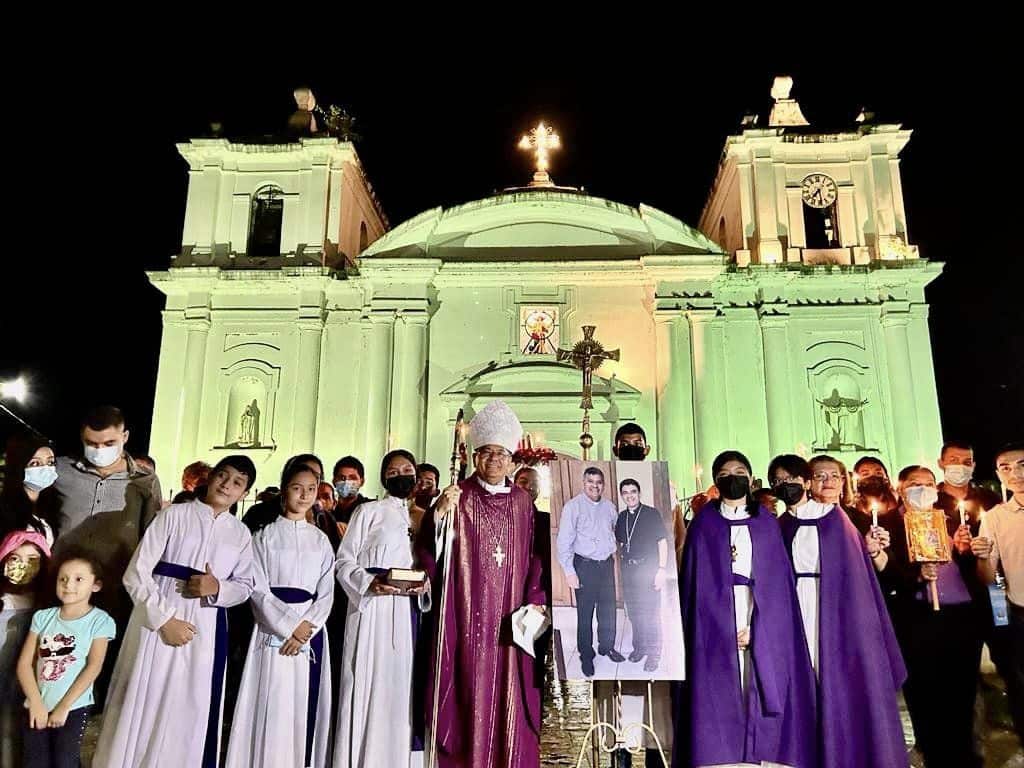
[363,311,396,484]
[292,311,324,453]
[389,311,430,457]
[177,310,211,473]
[880,304,920,468]
[688,309,725,490]
[760,313,795,458]
[150,314,189,489]
[906,304,943,465]
[753,157,782,263]
[656,312,698,497]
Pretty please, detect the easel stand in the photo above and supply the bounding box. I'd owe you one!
[575,680,669,768]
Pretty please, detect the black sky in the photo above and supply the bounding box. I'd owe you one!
[3,48,1021,480]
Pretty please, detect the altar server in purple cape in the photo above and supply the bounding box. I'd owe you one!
[772,454,908,768]
[674,450,816,768]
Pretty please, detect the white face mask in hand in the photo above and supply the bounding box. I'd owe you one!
[905,485,939,510]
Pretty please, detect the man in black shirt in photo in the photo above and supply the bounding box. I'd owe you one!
[615,478,669,673]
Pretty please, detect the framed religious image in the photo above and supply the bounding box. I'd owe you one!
[548,459,685,682]
[519,306,559,355]
[904,509,952,563]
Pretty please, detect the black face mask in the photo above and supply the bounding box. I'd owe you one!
[384,475,417,499]
[715,474,750,500]
[857,477,889,497]
[617,444,646,461]
[775,482,806,507]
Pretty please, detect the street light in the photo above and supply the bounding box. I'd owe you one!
[0,376,46,438]
[0,377,28,402]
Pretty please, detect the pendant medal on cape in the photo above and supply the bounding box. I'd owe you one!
[730,545,738,562]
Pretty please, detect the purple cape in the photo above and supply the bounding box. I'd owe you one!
[780,507,908,768]
[415,475,546,768]
[675,501,817,768]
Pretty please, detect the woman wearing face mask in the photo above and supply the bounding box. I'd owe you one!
[887,465,986,768]
[334,449,427,768]
[675,450,815,768]
[0,433,60,546]
[772,455,908,768]
[0,530,51,766]
[850,457,900,533]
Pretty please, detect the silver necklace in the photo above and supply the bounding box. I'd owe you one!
[624,507,642,554]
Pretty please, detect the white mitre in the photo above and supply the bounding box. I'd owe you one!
[468,400,523,453]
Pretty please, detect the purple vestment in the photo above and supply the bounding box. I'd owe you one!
[779,507,908,768]
[416,476,546,768]
[675,501,817,768]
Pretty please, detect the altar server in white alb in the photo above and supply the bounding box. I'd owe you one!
[225,460,336,768]
[334,448,427,768]
[93,455,258,768]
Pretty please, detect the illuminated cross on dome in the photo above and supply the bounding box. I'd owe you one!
[518,122,561,187]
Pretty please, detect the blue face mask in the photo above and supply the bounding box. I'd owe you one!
[335,480,360,499]
[23,465,58,492]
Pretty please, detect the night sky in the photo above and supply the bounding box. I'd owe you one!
[3,51,1021,481]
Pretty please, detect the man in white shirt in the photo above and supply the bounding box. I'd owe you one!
[975,441,1024,741]
[557,466,625,677]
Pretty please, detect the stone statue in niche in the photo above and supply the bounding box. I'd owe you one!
[816,388,868,451]
[238,399,261,447]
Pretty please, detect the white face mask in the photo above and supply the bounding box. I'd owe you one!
[84,443,122,468]
[905,485,939,510]
[943,464,973,487]
[23,465,58,492]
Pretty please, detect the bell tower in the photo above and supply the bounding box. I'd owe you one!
[685,77,943,475]
[701,76,917,268]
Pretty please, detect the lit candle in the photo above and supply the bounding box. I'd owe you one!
[958,500,967,528]
[871,501,879,528]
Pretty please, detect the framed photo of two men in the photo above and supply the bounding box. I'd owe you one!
[549,459,685,681]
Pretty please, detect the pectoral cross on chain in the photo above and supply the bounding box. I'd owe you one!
[493,543,506,567]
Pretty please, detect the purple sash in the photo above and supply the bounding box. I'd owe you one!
[271,586,322,766]
[153,560,227,768]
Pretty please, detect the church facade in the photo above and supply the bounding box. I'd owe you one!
[147,84,942,497]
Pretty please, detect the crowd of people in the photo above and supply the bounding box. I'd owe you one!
[0,401,1021,768]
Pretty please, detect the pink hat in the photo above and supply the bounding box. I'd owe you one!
[0,530,51,562]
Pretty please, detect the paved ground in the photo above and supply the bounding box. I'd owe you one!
[79,669,1022,767]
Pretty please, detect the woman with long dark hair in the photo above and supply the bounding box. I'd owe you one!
[334,449,426,768]
[0,432,60,546]
[225,460,336,768]
[675,450,815,768]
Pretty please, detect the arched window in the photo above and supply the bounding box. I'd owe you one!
[247,186,284,257]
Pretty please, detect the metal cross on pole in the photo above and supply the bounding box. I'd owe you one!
[557,325,620,459]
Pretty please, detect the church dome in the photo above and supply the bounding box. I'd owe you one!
[361,189,724,261]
